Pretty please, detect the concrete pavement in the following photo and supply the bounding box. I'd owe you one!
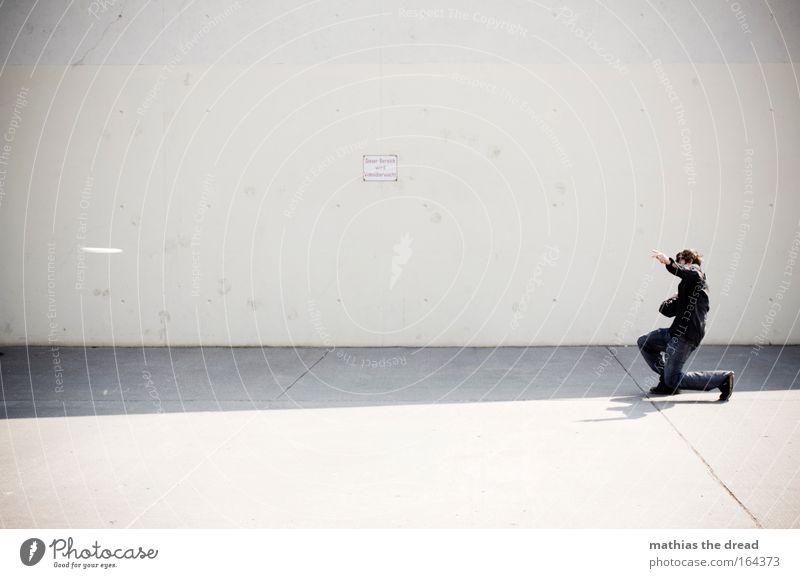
[1,345,798,527]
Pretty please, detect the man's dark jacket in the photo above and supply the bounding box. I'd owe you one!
[658,258,709,347]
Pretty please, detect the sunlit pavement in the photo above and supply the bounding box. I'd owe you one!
[1,346,798,528]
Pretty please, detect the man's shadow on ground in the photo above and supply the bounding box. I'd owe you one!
[579,394,721,422]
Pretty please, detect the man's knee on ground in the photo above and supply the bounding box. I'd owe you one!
[637,334,648,350]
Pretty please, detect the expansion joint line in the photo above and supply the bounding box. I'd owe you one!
[275,348,330,400]
[605,346,763,529]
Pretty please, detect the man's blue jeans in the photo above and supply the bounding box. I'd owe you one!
[637,328,728,391]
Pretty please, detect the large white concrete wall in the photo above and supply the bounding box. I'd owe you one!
[1,0,798,346]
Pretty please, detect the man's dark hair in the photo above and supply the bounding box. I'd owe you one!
[676,248,703,266]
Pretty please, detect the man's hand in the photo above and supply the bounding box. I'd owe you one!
[651,249,670,265]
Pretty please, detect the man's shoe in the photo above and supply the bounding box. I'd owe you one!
[718,372,735,402]
[649,384,680,396]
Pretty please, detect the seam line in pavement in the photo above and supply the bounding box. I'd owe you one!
[126,349,332,527]
[606,347,763,528]
[275,348,330,400]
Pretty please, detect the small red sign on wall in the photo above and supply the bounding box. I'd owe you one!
[363,155,398,181]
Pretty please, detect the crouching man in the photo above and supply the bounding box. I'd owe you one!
[637,248,734,401]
